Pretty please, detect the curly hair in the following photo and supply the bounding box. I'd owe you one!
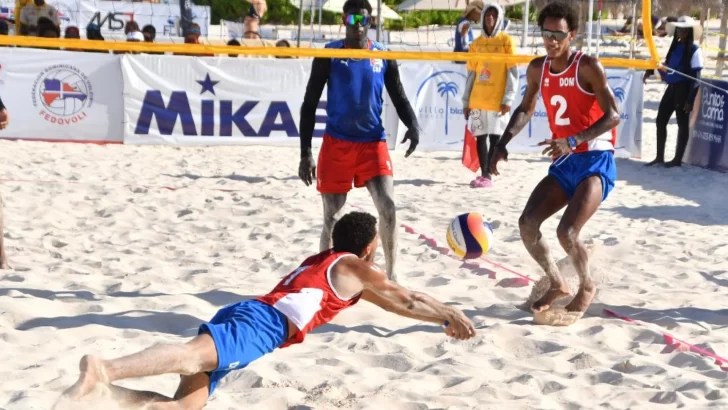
[332,212,378,255]
[537,1,579,32]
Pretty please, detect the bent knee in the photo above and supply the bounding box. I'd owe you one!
[556,224,579,249]
[518,212,540,234]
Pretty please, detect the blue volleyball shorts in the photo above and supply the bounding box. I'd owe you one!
[198,300,289,396]
[548,150,617,202]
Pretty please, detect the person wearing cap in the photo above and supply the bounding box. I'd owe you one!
[644,16,704,168]
[453,0,483,62]
[127,31,144,43]
[461,2,516,188]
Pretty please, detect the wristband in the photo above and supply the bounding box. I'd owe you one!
[567,136,578,150]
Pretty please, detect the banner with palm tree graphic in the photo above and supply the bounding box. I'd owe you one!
[390,63,643,159]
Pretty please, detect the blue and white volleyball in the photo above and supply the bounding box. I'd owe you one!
[446,212,495,259]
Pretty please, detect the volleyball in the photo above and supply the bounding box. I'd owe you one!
[446,213,495,259]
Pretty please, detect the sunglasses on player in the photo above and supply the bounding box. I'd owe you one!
[345,14,371,26]
[541,29,569,41]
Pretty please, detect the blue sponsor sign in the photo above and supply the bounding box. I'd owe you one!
[687,79,728,172]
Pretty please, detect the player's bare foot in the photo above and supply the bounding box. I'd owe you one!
[62,355,110,401]
[564,282,596,313]
[531,284,571,312]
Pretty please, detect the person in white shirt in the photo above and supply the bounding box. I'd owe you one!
[19,0,59,36]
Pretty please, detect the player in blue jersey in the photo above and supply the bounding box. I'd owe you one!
[298,0,420,282]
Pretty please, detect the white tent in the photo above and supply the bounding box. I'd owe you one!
[291,0,402,20]
[395,0,525,12]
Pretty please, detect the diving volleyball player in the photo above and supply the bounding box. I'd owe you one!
[57,212,475,409]
[298,0,420,282]
[490,2,620,315]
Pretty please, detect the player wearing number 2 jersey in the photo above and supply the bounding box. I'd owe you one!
[490,2,620,319]
[58,212,475,410]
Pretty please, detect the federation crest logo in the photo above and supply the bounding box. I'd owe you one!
[32,64,93,125]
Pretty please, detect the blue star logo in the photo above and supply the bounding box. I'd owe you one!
[197,73,219,95]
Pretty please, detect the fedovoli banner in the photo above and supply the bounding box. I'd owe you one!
[122,54,338,146]
[391,62,644,158]
[0,47,124,143]
[686,79,728,172]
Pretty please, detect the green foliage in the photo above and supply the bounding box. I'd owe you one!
[195,0,531,28]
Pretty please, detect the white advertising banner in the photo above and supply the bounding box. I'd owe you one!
[0,0,212,37]
[392,62,643,158]
[122,55,334,146]
[0,47,123,143]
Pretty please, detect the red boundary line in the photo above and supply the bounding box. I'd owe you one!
[348,203,728,372]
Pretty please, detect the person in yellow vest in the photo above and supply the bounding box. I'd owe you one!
[461,2,517,188]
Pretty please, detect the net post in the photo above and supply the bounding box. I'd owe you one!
[521,0,530,48]
[629,0,637,60]
[179,0,194,39]
[376,0,382,41]
[641,0,659,68]
[586,0,594,54]
[297,0,304,48]
[14,0,22,36]
[717,0,728,77]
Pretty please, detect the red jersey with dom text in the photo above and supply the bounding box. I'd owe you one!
[256,250,362,347]
[540,51,617,157]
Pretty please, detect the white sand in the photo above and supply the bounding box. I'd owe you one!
[2,54,728,409]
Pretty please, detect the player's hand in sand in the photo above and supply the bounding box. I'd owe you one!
[443,308,476,340]
[0,109,8,130]
[298,154,316,186]
[489,142,508,176]
[401,127,419,158]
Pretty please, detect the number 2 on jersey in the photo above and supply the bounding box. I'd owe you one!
[283,266,309,286]
[550,95,571,126]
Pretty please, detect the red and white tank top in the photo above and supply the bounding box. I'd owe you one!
[540,51,616,157]
[256,249,361,347]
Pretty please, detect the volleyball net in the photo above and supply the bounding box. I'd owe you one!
[0,0,662,69]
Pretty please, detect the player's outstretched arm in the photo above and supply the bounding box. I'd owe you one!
[497,57,543,146]
[298,58,331,185]
[384,60,420,157]
[336,257,475,340]
[573,56,620,145]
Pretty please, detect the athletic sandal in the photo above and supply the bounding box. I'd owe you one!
[471,176,493,188]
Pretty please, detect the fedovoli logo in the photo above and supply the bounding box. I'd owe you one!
[31,64,94,126]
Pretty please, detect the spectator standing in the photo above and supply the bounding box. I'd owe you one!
[19,0,59,36]
[452,0,483,63]
[644,16,704,168]
[461,2,516,188]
